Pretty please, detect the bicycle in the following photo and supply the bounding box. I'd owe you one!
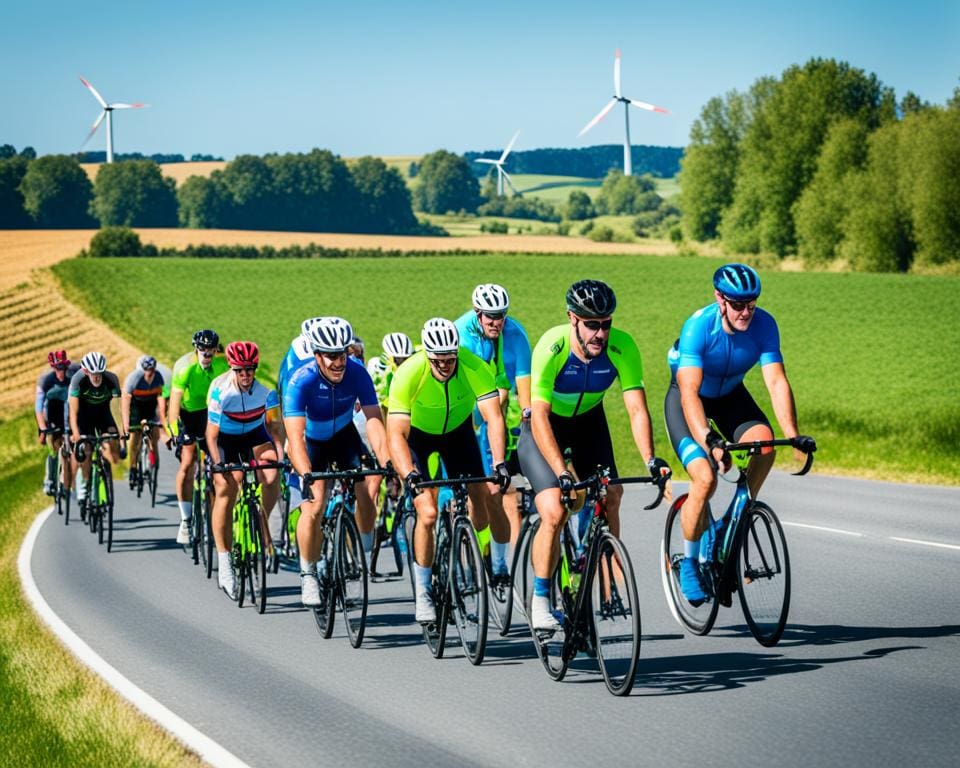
[76,433,122,552]
[129,419,164,508]
[495,486,539,636]
[41,427,72,525]
[526,467,668,696]
[369,470,408,580]
[407,474,497,666]
[177,432,214,576]
[301,464,383,648]
[660,436,815,647]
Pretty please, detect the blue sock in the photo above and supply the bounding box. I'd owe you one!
[414,563,432,591]
[534,576,551,598]
[684,539,700,559]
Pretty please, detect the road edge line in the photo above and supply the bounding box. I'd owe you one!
[17,507,250,768]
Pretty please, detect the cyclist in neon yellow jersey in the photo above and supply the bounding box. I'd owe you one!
[387,318,510,624]
[367,332,414,415]
[517,280,670,631]
[168,329,229,544]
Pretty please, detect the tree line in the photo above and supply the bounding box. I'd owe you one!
[464,144,682,178]
[679,58,960,271]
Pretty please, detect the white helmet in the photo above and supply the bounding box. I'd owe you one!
[308,317,353,353]
[81,351,107,373]
[382,332,414,359]
[367,356,390,377]
[421,318,459,355]
[300,316,324,341]
[472,283,510,313]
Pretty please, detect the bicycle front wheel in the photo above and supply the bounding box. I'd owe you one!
[402,509,417,600]
[337,511,368,647]
[660,493,719,636]
[450,519,487,665]
[249,504,268,614]
[524,518,569,682]
[738,501,790,646]
[104,466,115,552]
[148,450,158,508]
[590,532,641,696]
[314,531,336,639]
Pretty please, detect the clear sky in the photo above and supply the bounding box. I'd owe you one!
[1,0,957,159]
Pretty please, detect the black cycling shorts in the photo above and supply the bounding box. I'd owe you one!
[45,402,67,431]
[518,404,618,495]
[217,425,273,464]
[408,418,484,480]
[130,399,159,427]
[306,423,369,472]
[179,409,208,451]
[77,407,118,438]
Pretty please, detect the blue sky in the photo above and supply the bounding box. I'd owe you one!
[1,0,957,159]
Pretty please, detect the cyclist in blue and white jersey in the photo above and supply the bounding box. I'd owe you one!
[282,317,388,607]
[664,264,815,605]
[455,283,531,583]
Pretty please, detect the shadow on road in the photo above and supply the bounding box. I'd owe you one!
[777,623,960,646]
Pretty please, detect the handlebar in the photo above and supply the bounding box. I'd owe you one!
[39,426,64,436]
[414,475,498,490]
[301,466,387,484]
[569,466,671,510]
[724,437,816,476]
[211,459,288,474]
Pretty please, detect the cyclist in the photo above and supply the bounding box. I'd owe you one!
[455,283,531,584]
[168,330,229,545]
[68,352,124,507]
[282,317,388,607]
[35,350,80,495]
[387,318,511,623]
[121,355,168,486]
[518,280,669,631]
[367,332,414,413]
[278,317,323,403]
[206,341,283,600]
[664,263,815,605]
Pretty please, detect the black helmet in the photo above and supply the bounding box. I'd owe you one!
[566,279,617,318]
[192,329,219,348]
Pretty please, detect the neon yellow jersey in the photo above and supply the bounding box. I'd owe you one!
[388,348,498,434]
[171,352,229,413]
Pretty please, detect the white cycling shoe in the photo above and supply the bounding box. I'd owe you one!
[531,596,561,632]
[415,590,437,624]
[219,563,238,601]
[176,519,192,545]
[301,573,323,607]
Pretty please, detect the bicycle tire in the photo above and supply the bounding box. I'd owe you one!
[737,501,790,647]
[390,501,405,576]
[250,502,268,614]
[424,513,451,659]
[524,518,569,681]
[402,508,417,599]
[590,531,641,696]
[105,465,115,552]
[236,546,248,608]
[498,514,536,637]
[203,495,214,579]
[660,493,720,636]
[450,518,488,665]
[314,526,337,639]
[149,451,158,508]
[337,511,368,647]
[135,448,145,498]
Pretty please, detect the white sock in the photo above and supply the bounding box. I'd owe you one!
[178,501,192,521]
[414,563,432,592]
[77,477,88,500]
[218,551,231,574]
[684,539,700,559]
[300,557,315,575]
[491,540,509,572]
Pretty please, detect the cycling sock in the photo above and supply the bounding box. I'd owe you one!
[44,455,55,485]
[490,539,508,572]
[360,531,374,553]
[534,576,551,598]
[218,551,231,573]
[178,501,192,521]
[476,525,491,556]
[300,557,315,575]
[414,563,432,592]
[684,538,700,559]
[77,477,88,501]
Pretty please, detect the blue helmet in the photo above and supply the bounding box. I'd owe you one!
[713,263,761,300]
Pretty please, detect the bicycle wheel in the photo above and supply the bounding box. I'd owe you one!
[272,489,289,575]
[313,528,336,639]
[524,518,569,681]
[249,503,268,614]
[236,546,248,608]
[337,511,368,648]
[590,532,641,696]
[104,465,115,551]
[203,494,215,579]
[498,515,535,637]
[135,448,145,498]
[402,508,417,599]
[191,505,203,566]
[424,515,451,659]
[450,519,488,665]
[737,501,790,647]
[660,493,720,636]
[149,449,158,508]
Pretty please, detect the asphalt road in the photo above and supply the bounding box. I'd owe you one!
[30,460,960,767]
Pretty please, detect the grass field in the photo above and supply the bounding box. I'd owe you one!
[52,255,960,484]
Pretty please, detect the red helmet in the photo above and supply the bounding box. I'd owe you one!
[225,340,259,368]
[48,349,70,369]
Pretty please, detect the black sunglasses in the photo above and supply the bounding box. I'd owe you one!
[722,295,758,312]
[580,318,613,331]
[233,366,257,373]
[318,351,347,361]
[479,310,507,321]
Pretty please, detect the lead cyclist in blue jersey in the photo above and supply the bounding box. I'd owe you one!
[664,264,816,605]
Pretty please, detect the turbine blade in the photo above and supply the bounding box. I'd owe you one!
[475,158,498,164]
[578,99,617,136]
[502,169,518,195]
[629,98,669,114]
[614,49,622,98]
[110,102,149,109]
[81,111,106,147]
[499,130,520,163]
[79,76,108,108]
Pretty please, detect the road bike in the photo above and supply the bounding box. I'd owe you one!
[369,470,408,580]
[129,419,164,508]
[271,459,296,574]
[76,433,122,551]
[526,467,668,696]
[177,432,214,576]
[660,436,815,647]
[495,486,538,636]
[41,426,72,524]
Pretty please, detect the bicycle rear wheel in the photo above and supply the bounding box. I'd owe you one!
[590,532,641,696]
[337,511,368,647]
[249,504,268,614]
[148,450,158,508]
[524,518,569,681]
[660,493,720,636]
[314,530,336,639]
[738,501,790,646]
[450,519,488,665]
[104,467,115,551]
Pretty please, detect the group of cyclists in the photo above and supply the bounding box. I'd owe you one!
[35,262,815,634]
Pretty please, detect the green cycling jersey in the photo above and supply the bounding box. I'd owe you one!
[387,348,498,434]
[171,352,229,413]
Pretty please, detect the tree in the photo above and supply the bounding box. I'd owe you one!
[350,156,418,234]
[412,150,480,214]
[267,149,357,232]
[177,174,226,228]
[87,226,144,257]
[19,155,96,227]
[91,160,178,227]
[565,190,595,220]
[217,154,275,229]
[0,156,31,228]
[0,145,15,160]
[594,169,660,215]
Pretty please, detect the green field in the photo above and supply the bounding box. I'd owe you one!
[53,255,960,484]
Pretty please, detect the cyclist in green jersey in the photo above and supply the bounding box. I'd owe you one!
[387,318,511,623]
[517,280,670,631]
[367,332,414,416]
[168,329,229,544]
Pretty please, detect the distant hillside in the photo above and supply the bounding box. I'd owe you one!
[464,144,683,179]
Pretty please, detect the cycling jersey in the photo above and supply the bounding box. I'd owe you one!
[283,357,378,441]
[36,364,80,416]
[667,303,783,398]
[207,372,279,436]
[277,336,313,400]
[171,352,229,412]
[387,349,498,435]
[366,354,395,405]
[455,311,531,389]
[530,325,645,417]
[69,369,121,408]
[124,369,165,403]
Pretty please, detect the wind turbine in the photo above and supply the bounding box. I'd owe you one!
[577,50,667,176]
[475,130,520,197]
[79,76,148,163]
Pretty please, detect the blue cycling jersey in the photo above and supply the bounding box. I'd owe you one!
[283,357,378,441]
[667,303,783,398]
[277,336,313,400]
[454,310,532,388]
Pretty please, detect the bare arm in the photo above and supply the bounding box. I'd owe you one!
[622,388,655,464]
[531,400,565,477]
[121,392,131,434]
[362,405,388,466]
[516,375,532,412]
[283,416,310,478]
[205,420,222,466]
[167,389,183,435]
[477,395,506,467]
[761,363,799,438]
[69,395,80,439]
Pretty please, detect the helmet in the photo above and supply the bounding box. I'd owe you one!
[48,349,70,368]
[299,316,324,341]
[193,329,219,348]
[566,279,617,317]
[349,335,365,350]
[382,332,414,359]
[472,283,510,313]
[138,355,157,370]
[225,341,259,368]
[308,317,353,353]
[421,318,459,355]
[367,356,390,377]
[80,351,107,373]
[713,263,761,300]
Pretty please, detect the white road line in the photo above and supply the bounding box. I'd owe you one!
[782,521,864,537]
[18,508,251,768]
[889,536,960,552]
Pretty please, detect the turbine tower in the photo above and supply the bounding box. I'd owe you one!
[577,50,667,176]
[475,130,520,197]
[79,76,148,163]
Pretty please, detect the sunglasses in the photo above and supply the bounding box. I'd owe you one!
[579,318,613,331]
[233,366,257,373]
[722,295,758,312]
[318,351,347,361]
[54,363,70,371]
[480,310,507,321]
[197,347,216,355]
[428,355,457,367]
